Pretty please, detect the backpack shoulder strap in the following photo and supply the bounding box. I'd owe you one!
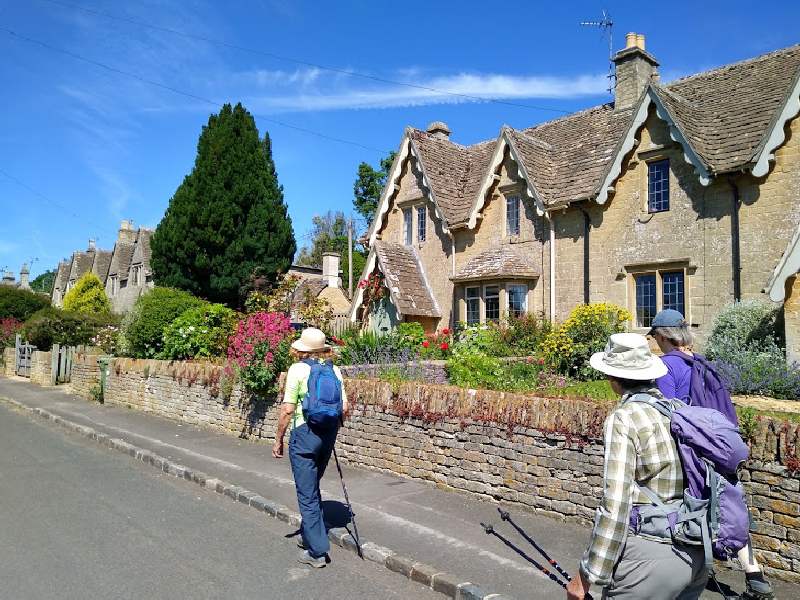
[624,392,674,420]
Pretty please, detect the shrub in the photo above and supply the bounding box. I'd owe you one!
[22,307,116,350]
[396,322,425,347]
[446,346,504,389]
[62,272,111,314]
[120,287,205,358]
[714,348,800,399]
[90,324,120,355]
[0,286,49,321]
[1,317,22,347]
[706,300,782,359]
[541,303,631,380]
[227,312,294,394]
[161,303,238,360]
[502,313,552,355]
[454,323,512,356]
[339,329,415,365]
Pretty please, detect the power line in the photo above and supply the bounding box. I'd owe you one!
[1,26,391,153]
[40,0,572,115]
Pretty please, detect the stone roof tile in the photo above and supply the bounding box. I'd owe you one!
[374,241,440,317]
[452,246,540,282]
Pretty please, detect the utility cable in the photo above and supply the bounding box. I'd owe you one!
[39,0,573,114]
[1,26,390,153]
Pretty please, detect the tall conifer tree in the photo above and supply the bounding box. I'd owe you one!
[151,103,296,307]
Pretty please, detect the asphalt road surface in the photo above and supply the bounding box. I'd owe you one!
[0,403,438,600]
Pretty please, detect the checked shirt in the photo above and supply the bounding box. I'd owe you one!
[580,387,684,586]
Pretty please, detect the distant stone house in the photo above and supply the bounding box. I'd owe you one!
[351,35,800,345]
[0,263,32,290]
[287,252,351,326]
[52,220,154,313]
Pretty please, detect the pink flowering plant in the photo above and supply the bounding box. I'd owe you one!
[1,317,22,348]
[227,312,294,394]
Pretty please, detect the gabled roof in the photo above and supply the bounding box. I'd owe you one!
[371,43,800,240]
[373,241,440,318]
[108,241,135,279]
[54,260,70,292]
[69,251,95,282]
[293,278,327,303]
[451,246,540,282]
[130,228,153,275]
[91,250,113,283]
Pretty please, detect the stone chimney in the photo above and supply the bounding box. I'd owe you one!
[321,252,341,289]
[426,121,451,140]
[19,263,30,289]
[117,219,137,244]
[1,271,14,286]
[88,238,97,252]
[613,32,659,110]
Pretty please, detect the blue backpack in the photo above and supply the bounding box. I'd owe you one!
[301,359,343,430]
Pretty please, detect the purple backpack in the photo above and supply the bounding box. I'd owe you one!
[665,350,739,426]
[626,393,750,570]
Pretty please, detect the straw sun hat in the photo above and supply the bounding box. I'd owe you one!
[589,333,667,380]
[290,327,330,353]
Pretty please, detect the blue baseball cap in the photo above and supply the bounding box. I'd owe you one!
[648,309,687,335]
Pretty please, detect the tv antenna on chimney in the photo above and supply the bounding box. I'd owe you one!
[580,9,615,94]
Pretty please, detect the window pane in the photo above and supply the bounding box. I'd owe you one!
[403,208,412,245]
[506,196,520,236]
[507,284,527,318]
[635,274,657,327]
[417,206,426,242]
[648,160,670,213]
[485,285,500,322]
[466,287,480,324]
[662,271,685,316]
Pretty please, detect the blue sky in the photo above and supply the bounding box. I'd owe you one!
[2,0,799,280]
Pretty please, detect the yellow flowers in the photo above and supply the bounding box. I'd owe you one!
[541,303,631,379]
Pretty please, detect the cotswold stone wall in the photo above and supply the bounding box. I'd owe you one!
[69,351,104,398]
[43,358,800,581]
[29,350,52,386]
[2,347,14,377]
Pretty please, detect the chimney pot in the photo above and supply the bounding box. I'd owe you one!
[637,34,646,50]
[88,239,96,251]
[626,32,637,49]
[19,263,30,289]
[426,121,451,140]
[321,252,341,289]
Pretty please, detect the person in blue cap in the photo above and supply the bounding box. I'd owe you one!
[649,309,773,600]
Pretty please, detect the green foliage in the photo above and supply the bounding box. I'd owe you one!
[90,324,120,354]
[738,406,759,442]
[706,300,782,359]
[446,346,505,389]
[119,287,205,358]
[30,269,56,294]
[353,151,396,223]
[454,324,512,356]
[89,381,104,404]
[160,303,238,360]
[501,313,553,355]
[62,272,111,314]
[295,211,367,287]
[0,285,49,321]
[396,322,425,346]
[150,103,296,308]
[22,307,117,350]
[541,303,632,380]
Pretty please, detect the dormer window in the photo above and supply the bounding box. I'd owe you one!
[506,195,520,236]
[648,159,670,213]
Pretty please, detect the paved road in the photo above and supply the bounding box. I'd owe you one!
[0,403,438,600]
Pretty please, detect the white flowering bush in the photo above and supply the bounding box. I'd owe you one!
[91,324,119,355]
[160,303,238,360]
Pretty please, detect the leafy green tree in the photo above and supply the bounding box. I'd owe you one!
[295,211,367,284]
[151,103,296,308]
[63,273,111,314]
[353,151,396,224]
[30,269,56,294]
[0,286,49,321]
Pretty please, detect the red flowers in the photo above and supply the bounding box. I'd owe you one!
[538,357,545,366]
[441,328,450,335]
[440,342,449,351]
[422,340,430,348]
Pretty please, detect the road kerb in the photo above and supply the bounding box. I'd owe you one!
[0,396,506,600]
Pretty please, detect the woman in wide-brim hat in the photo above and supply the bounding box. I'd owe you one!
[567,333,707,600]
[272,328,349,569]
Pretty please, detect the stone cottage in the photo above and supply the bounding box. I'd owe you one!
[0,263,32,290]
[350,35,800,345]
[52,220,154,313]
[287,252,352,325]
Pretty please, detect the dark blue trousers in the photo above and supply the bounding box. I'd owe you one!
[288,423,338,558]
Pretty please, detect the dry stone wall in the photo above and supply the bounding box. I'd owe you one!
[29,350,52,386]
[2,347,14,377]
[34,357,800,581]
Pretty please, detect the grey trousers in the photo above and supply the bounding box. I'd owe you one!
[602,535,708,600]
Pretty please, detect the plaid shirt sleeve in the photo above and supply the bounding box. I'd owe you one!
[580,409,636,586]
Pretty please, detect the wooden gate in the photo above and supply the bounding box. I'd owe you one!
[52,343,75,384]
[14,334,34,377]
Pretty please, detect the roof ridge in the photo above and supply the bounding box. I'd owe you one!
[509,128,555,151]
[665,43,800,88]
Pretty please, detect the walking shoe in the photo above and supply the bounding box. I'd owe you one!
[742,573,774,600]
[297,550,326,568]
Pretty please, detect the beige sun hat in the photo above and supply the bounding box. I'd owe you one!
[291,327,330,353]
[589,332,667,380]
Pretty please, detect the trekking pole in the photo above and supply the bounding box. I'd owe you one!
[333,447,363,559]
[480,522,569,591]
[498,508,573,583]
